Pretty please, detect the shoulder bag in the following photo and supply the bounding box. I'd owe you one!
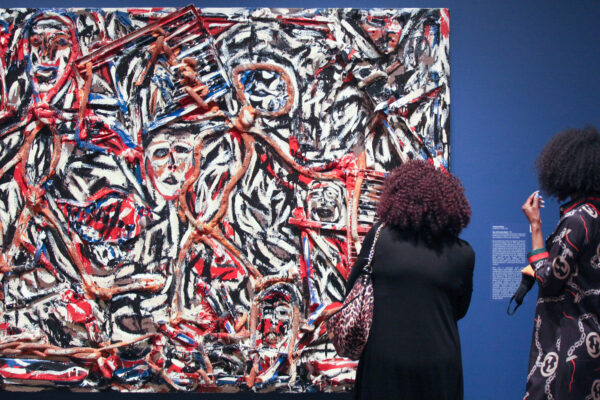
[326,224,383,360]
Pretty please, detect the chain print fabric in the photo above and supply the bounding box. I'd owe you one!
[525,198,600,400]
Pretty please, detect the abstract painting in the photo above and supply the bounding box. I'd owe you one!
[0,6,449,392]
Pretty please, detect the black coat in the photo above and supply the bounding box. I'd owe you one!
[525,198,600,399]
[346,223,475,400]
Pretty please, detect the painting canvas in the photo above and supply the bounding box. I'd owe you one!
[0,6,449,392]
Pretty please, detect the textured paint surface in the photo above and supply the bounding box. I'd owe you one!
[0,7,449,392]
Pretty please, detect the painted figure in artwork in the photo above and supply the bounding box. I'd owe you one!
[0,12,90,348]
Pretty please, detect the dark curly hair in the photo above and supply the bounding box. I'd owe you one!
[377,160,471,243]
[536,126,600,200]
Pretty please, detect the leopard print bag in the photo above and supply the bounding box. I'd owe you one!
[326,224,383,360]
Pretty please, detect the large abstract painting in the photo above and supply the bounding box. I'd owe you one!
[0,7,449,392]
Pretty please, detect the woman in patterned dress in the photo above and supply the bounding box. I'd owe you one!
[521,126,600,399]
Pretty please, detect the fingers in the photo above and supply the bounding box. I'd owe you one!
[534,191,545,208]
[529,191,538,201]
[532,192,539,208]
[523,191,545,209]
[522,191,537,209]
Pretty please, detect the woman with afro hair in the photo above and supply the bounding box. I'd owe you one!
[345,160,474,400]
[521,126,600,399]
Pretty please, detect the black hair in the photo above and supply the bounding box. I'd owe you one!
[536,125,600,200]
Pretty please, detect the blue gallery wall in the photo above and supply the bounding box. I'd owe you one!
[1,0,599,399]
[452,2,600,399]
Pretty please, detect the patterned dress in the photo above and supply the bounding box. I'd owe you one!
[525,198,600,400]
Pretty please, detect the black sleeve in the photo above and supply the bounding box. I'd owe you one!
[455,243,475,321]
[530,209,588,296]
[344,222,381,295]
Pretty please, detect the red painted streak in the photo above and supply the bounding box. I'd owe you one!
[308,359,358,371]
[440,9,450,38]
[192,256,205,275]
[210,264,243,281]
[201,18,238,37]
[288,136,300,157]
[13,161,29,194]
[212,172,229,200]
[67,300,93,323]
[0,368,87,382]
[298,174,312,186]
[223,220,235,239]
[347,49,356,61]
[413,86,444,103]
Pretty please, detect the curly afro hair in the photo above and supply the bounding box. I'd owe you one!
[536,126,600,200]
[376,160,471,243]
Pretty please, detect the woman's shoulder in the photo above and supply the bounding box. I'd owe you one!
[562,200,599,221]
[455,237,473,249]
[554,200,600,235]
[452,237,476,265]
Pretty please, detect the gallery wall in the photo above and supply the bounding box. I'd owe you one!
[1,0,599,399]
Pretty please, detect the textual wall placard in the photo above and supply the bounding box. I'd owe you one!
[0,6,449,392]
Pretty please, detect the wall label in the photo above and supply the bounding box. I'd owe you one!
[492,224,527,300]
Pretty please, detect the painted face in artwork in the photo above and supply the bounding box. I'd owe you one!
[258,291,294,347]
[360,15,402,54]
[307,182,345,223]
[28,18,74,94]
[146,131,195,200]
